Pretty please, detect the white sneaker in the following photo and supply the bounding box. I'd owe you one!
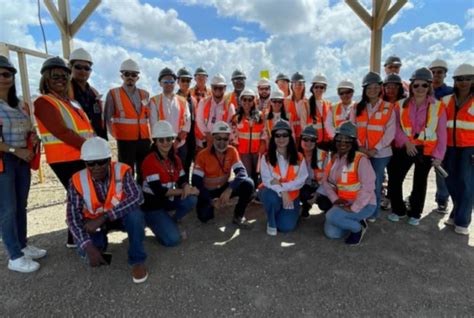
[8,256,40,273]
[22,245,47,259]
[454,226,470,235]
[444,218,455,226]
[266,224,277,236]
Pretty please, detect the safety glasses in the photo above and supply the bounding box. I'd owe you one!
[162,80,175,85]
[0,71,13,79]
[413,83,429,89]
[214,136,229,142]
[242,97,254,102]
[73,64,92,71]
[157,137,175,143]
[123,72,139,78]
[274,133,290,139]
[85,159,110,167]
[302,137,316,143]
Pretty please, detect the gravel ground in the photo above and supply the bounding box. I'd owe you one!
[1,159,473,317]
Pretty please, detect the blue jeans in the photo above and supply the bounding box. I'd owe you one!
[369,156,391,219]
[258,187,300,232]
[144,195,197,247]
[445,146,474,227]
[0,154,31,260]
[324,204,376,239]
[79,208,147,265]
[435,171,450,205]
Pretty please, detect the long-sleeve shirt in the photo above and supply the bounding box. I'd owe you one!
[0,100,32,147]
[196,97,236,135]
[322,153,376,213]
[66,169,143,249]
[394,97,447,160]
[260,152,308,195]
[363,99,396,158]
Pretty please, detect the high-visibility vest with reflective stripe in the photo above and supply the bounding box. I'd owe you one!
[264,113,292,138]
[260,153,303,201]
[356,100,393,150]
[68,82,105,131]
[443,94,474,147]
[196,96,232,142]
[190,86,211,105]
[225,92,239,110]
[71,162,131,220]
[141,153,184,195]
[310,150,328,183]
[232,112,265,154]
[150,94,187,131]
[110,87,150,140]
[325,152,365,201]
[35,94,95,164]
[399,98,444,155]
[307,99,332,143]
[333,101,354,128]
[284,97,307,138]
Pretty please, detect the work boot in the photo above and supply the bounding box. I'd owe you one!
[132,263,148,284]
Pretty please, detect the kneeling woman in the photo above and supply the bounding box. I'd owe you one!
[141,121,199,246]
[323,121,376,245]
[259,120,308,235]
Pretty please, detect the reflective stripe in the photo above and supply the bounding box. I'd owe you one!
[112,118,148,124]
[111,88,125,118]
[179,170,185,177]
[366,124,384,131]
[41,131,94,145]
[79,170,95,214]
[446,120,474,130]
[142,182,154,194]
[338,183,361,192]
[146,173,160,182]
[193,168,204,177]
[238,132,262,139]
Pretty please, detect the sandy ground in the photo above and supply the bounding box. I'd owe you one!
[1,158,473,317]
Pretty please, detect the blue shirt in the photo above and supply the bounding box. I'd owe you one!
[434,84,453,101]
[0,100,31,147]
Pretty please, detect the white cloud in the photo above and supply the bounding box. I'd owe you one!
[466,8,474,30]
[232,26,244,32]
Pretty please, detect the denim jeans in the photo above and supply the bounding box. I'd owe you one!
[258,187,300,232]
[324,204,376,239]
[0,154,30,260]
[445,146,474,228]
[144,195,197,247]
[435,171,450,205]
[369,156,391,219]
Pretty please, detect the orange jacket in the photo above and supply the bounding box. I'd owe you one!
[356,100,394,150]
[194,146,241,190]
[150,94,187,131]
[443,94,474,147]
[232,112,265,154]
[325,152,365,201]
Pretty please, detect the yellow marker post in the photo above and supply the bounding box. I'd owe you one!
[260,70,270,80]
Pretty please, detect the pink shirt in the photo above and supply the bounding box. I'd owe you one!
[322,153,376,213]
[394,97,447,160]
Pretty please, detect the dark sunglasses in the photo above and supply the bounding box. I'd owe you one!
[242,98,254,102]
[274,133,290,139]
[157,137,175,143]
[413,83,429,89]
[162,80,175,85]
[123,72,139,78]
[85,159,110,167]
[179,78,191,83]
[271,99,283,103]
[335,138,352,144]
[0,71,13,79]
[338,90,353,96]
[302,137,316,143]
[455,76,473,82]
[214,136,229,142]
[313,85,326,90]
[259,87,270,91]
[50,74,69,81]
[73,64,92,71]
[431,70,445,75]
[212,86,225,91]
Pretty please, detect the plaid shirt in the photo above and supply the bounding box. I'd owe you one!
[0,100,32,147]
[66,169,143,249]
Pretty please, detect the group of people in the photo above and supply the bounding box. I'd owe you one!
[0,49,472,283]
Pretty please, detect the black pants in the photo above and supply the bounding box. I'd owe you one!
[300,184,317,215]
[196,179,254,223]
[117,139,151,183]
[387,148,433,218]
[50,160,86,244]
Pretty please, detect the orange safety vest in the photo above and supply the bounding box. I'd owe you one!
[310,150,328,183]
[35,94,95,164]
[109,87,150,140]
[190,86,211,104]
[307,99,332,143]
[196,96,232,142]
[232,112,265,154]
[333,101,354,129]
[443,94,474,147]
[260,153,303,201]
[284,97,307,139]
[325,151,365,201]
[194,146,240,190]
[225,92,239,110]
[150,94,187,131]
[356,100,393,150]
[72,162,131,220]
[398,98,444,155]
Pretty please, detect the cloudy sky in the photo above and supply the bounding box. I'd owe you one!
[0,0,473,99]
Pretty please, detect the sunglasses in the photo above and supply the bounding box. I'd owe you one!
[274,133,290,139]
[271,99,283,103]
[338,90,353,96]
[413,83,429,89]
[157,137,175,143]
[455,76,473,82]
[302,137,316,143]
[259,87,270,91]
[335,138,352,144]
[313,85,326,90]
[212,86,225,91]
[214,136,229,142]
[431,70,445,75]
[50,74,69,81]
[85,159,110,167]
[162,80,175,85]
[73,64,92,71]
[242,97,254,102]
[179,78,191,83]
[123,72,139,78]
[0,71,13,79]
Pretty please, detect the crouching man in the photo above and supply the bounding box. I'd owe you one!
[192,121,254,228]
[67,137,148,284]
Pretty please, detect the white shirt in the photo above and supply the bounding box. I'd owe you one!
[260,152,308,195]
[196,97,236,135]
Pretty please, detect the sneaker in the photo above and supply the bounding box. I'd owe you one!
[367,217,376,223]
[444,218,455,226]
[407,217,420,226]
[345,227,366,246]
[387,213,402,222]
[132,264,148,284]
[21,245,47,260]
[65,243,77,249]
[454,226,469,235]
[433,204,448,214]
[8,256,40,273]
[266,224,277,236]
[232,217,253,229]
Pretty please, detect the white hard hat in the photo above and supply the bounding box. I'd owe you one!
[453,63,474,78]
[152,120,177,139]
[240,89,256,99]
[120,58,140,72]
[429,59,448,71]
[270,89,284,100]
[81,137,112,161]
[337,79,354,90]
[211,73,226,86]
[257,78,271,87]
[70,48,93,64]
[312,73,328,85]
[212,121,231,134]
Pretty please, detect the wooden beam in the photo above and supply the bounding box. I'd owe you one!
[0,42,51,59]
[345,0,372,29]
[0,43,10,57]
[383,0,408,27]
[58,0,72,59]
[43,0,67,35]
[374,0,390,30]
[70,0,101,36]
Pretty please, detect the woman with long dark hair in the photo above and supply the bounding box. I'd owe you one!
[264,89,293,140]
[285,72,308,141]
[0,56,45,272]
[323,121,376,245]
[383,73,405,103]
[308,74,334,150]
[332,80,356,129]
[258,120,308,235]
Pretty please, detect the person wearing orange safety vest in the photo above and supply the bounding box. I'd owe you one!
[384,55,410,94]
[442,63,474,235]
[354,71,395,221]
[66,137,148,283]
[308,74,334,150]
[387,68,447,226]
[104,58,150,180]
[256,78,271,112]
[230,89,266,186]
[190,66,211,104]
[284,72,308,142]
[149,67,191,167]
[264,89,294,142]
[227,69,246,111]
[34,57,95,248]
[196,74,236,149]
[259,120,308,235]
[275,73,291,98]
[332,80,356,129]
[322,121,376,245]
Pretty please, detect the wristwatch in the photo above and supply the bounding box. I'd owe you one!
[8,147,15,153]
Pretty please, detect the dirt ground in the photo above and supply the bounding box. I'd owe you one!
[1,157,473,317]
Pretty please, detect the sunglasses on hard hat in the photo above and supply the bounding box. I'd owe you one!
[123,72,138,78]
[455,76,473,82]
[85,159,110,167]
[413,83,429,89]
[214,136,229,142]
[157,137,175,143]
[0,71,13,79]
[73,64,92,72]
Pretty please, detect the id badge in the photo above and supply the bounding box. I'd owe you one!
[375,112,382,120]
